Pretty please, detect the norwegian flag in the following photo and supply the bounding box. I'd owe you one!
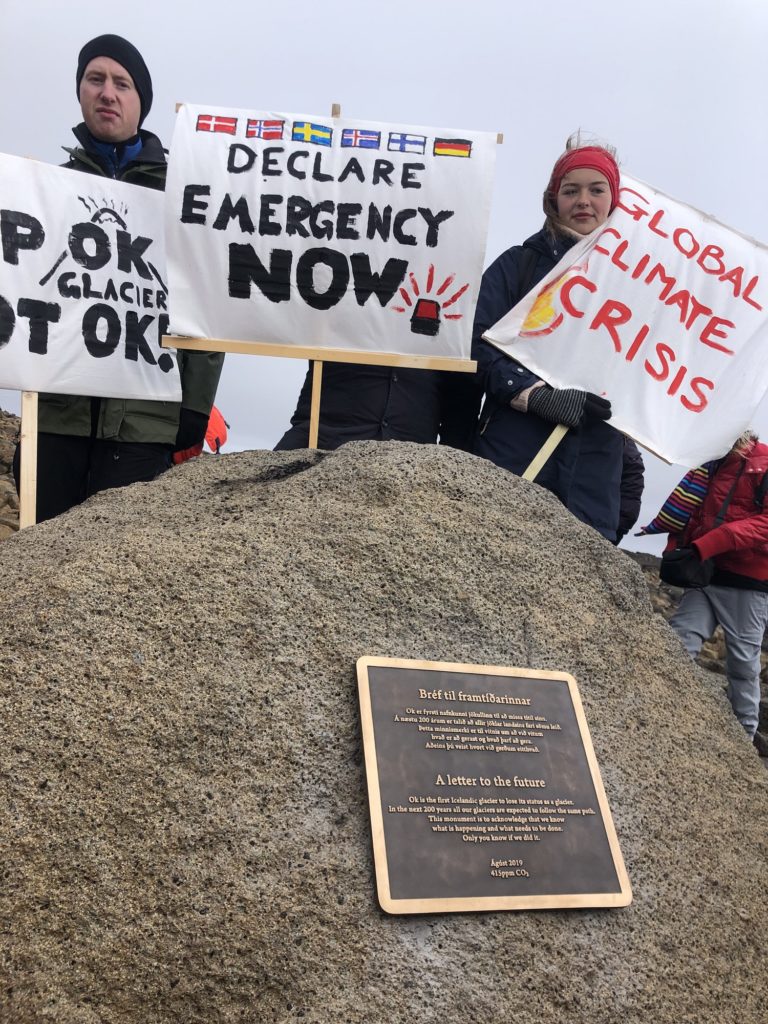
[196,114,238,135]
[246,119,285,140]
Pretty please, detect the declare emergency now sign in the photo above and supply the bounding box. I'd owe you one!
[164,104,497,362]
[0,153,182,401]
[484,174,768,466]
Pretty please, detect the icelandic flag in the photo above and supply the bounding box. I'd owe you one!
[387,132,426,154]
[292,121,333,146]
[196,114,238,135]
[246,119,285,140]
[341,128,381,149]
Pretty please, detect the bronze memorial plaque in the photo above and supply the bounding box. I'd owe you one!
[357,656,632,914]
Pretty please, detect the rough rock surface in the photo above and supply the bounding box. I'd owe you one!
[1,442,766,1024]
[0,408,19,539]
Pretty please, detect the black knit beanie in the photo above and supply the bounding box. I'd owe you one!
[76,34,153,126]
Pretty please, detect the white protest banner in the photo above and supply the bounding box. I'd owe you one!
[483,174,768,466]
[0,153,181,401]
[165,105,497,362]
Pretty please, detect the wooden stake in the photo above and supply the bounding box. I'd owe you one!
[19,391,39,529]
[331,103,342,118]
[522,423,568,482]
[308,361,323,449]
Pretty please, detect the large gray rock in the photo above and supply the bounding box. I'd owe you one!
[0,407,20,540]
[0,442,766,1023]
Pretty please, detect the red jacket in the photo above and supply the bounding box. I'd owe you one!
[680,441,768,580]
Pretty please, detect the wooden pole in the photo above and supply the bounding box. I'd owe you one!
[308,361,324,449]
[521,423,568,483]
[19,391,39,528]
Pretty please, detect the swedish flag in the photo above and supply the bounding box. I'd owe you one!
[291,121,333,146]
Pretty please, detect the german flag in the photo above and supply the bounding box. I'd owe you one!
[433,138,472,158]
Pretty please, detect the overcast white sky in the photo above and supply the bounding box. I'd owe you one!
[2,0,767,550]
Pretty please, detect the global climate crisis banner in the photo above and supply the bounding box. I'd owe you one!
[484,174,768,466]
[0,153,181,400]
[164,104,497,361]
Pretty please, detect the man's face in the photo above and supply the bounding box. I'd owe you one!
[79,56,141,143]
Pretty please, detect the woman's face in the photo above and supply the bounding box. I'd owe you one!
[556,168,613,235]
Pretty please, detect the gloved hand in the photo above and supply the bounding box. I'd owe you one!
[174,408,209,452]
[659,544,712,588]
[527,385,611,428]
[668,546,700,563]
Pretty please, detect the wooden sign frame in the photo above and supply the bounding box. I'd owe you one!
[357,656,632,915]
[164,336,476,448]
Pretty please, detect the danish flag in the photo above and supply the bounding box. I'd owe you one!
[196,114,238,135]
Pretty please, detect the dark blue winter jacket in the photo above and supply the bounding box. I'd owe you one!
[275,362,477,452]
[472,227,626,541]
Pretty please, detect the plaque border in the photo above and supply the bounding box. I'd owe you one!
[357,655,633,915]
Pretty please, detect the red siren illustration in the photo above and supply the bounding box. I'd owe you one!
[391,265,469,336]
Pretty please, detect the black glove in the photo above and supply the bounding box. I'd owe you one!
[659,545,712,588]
[174,408,208,452]
[527,385,611,428]
[674,546,699,561]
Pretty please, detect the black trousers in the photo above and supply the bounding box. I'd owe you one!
[13,433,172,523]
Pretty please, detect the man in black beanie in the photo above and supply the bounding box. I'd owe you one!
[76,34,153,132]
[13,34,224,522]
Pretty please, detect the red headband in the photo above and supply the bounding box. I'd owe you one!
[547,146,620,210]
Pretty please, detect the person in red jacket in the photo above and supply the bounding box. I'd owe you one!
[640,431,768,740]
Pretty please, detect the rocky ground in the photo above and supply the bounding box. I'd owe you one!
[0,408,19,541]
[0,405,765,756]
[0,441,766,1023]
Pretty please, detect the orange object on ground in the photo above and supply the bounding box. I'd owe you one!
[205,406,228,454]
[173,406,229,464]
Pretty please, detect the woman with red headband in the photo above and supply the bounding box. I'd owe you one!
[472,138,643,542]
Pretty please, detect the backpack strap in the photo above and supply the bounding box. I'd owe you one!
[713,462,746,526]
[755,469,768,509]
